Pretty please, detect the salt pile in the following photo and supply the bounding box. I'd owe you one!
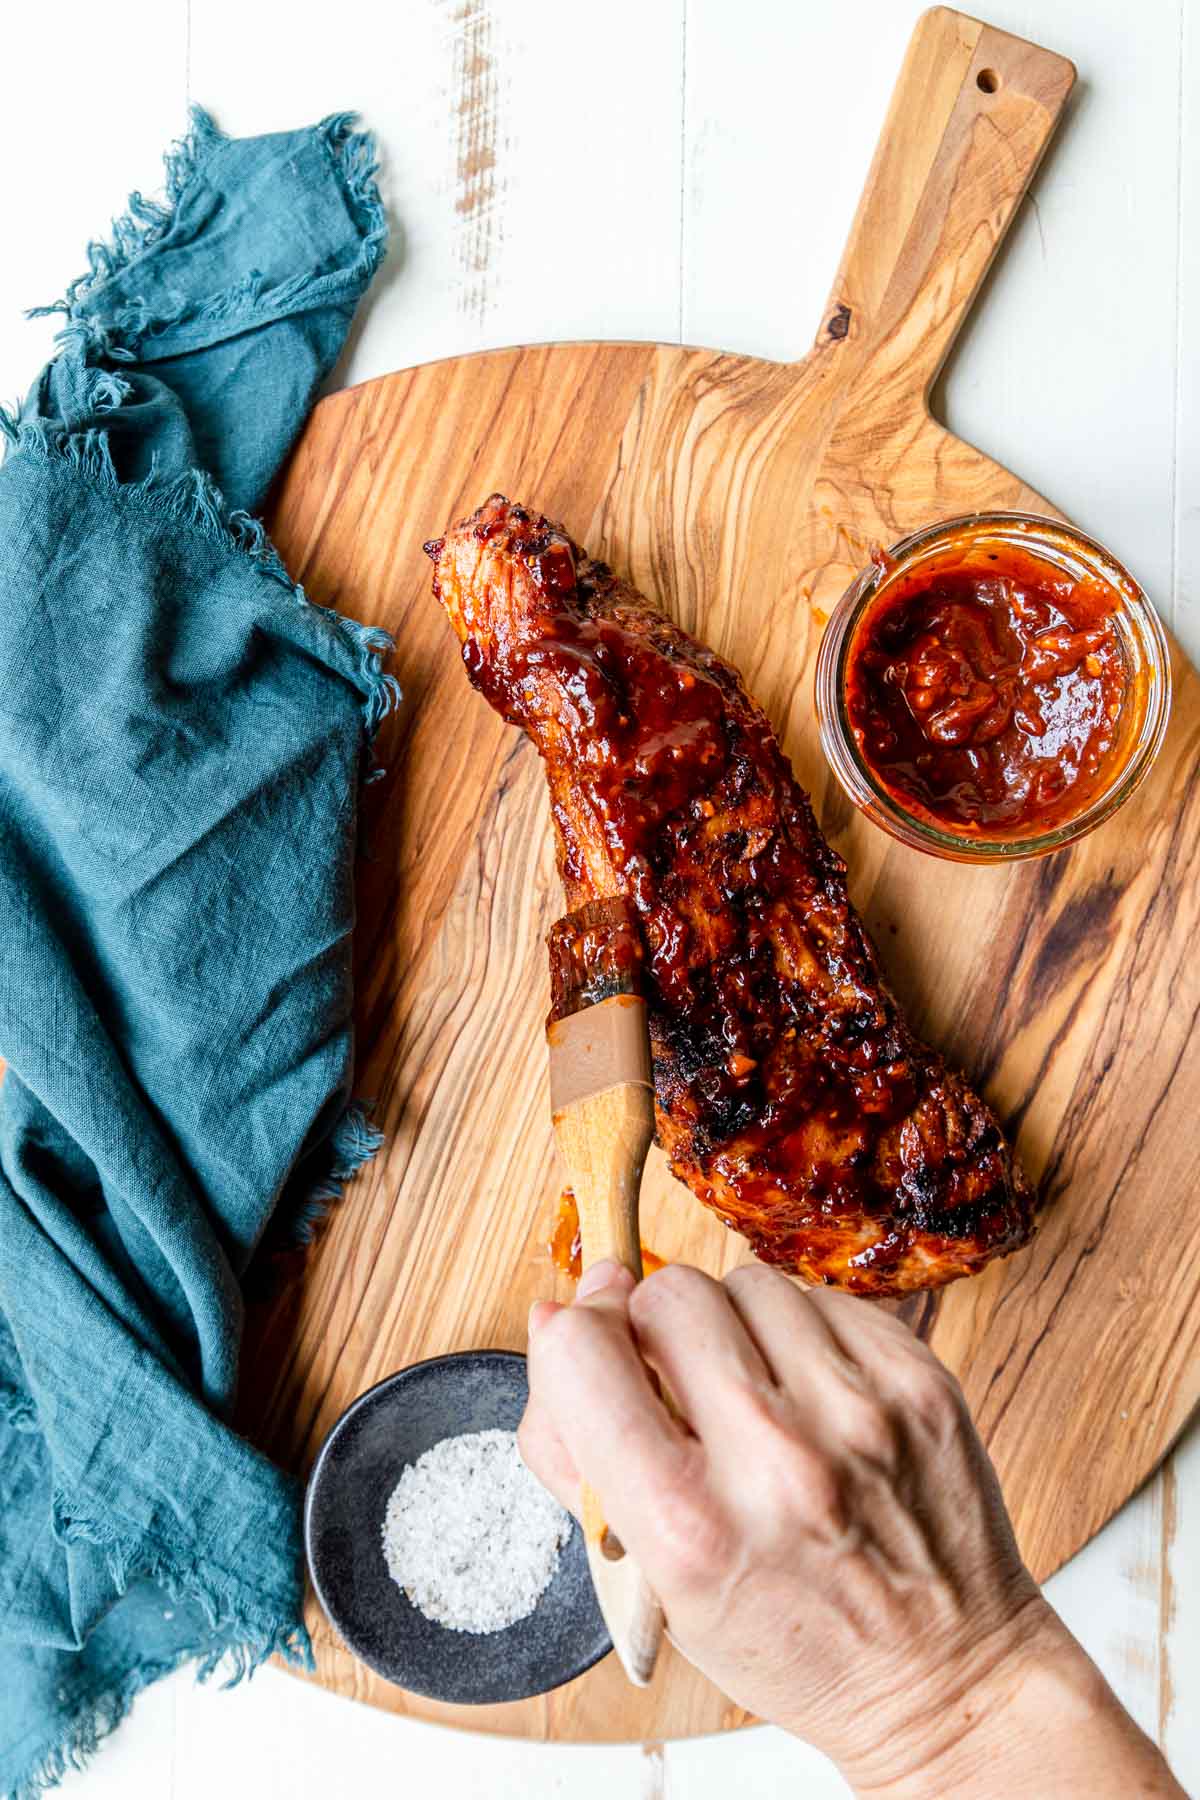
[381,1428,572,1634]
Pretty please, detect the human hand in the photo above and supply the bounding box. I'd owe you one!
[519,1260,1181,1798]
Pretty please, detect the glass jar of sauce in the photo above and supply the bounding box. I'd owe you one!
[815,513,1171,863]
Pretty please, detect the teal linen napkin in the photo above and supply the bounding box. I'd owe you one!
[0,109,394,1797]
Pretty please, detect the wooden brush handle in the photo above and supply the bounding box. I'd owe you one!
[549,1001,664,1687]
[553,1083,655,1275]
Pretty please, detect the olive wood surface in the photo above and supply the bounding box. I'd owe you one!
[243,7,1200,1742]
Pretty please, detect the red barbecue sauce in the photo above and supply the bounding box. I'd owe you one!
[844,547,1132,839]
[548,1189,665,1282]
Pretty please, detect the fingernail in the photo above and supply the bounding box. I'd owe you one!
[576,1258,631,1300]
[527,1299,560,1339]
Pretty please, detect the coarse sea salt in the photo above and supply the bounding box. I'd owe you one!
[381,1428,572,1633]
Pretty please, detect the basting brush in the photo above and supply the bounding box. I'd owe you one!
[545,895,665,1687]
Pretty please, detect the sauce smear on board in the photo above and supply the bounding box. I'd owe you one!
[548,1189,665,1282]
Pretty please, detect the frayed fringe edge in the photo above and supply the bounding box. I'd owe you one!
[4,1493,312,1798]
[8,1624,311,1800]
[27,108,387,366]
[8,1589,309,1800]
[287,1099,385,1246]
[0,411,400,749]
[28,108,225,329]
[1,102,396,742]
[49,1491,314,1684]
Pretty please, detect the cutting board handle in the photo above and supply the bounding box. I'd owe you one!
[815,7,1075,401]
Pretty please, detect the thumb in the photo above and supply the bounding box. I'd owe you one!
[518,1259,639,1513]
[575,1257,638,1309]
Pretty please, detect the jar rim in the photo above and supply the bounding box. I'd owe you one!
[814,512,1173,864]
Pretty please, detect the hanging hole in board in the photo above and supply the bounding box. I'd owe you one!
[600,1526,626,1562]
[976,68,1000,94]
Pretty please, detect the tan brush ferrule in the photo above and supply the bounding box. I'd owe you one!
[547,994,652,1116]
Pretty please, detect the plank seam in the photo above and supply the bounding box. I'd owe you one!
[1159,1458,1178,1745]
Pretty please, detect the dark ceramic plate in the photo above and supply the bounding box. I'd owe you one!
[303,1349,611,1703]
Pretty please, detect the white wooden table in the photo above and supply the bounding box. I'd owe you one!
[2,1,1197,1793]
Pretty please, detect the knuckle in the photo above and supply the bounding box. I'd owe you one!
[806,1286,863,1327]
[536,1302,584,1354]
[645,1460,732,1583]
[724,1383,850,1525]
[723,1261,782,1301]
[747,1433,852,1543]
[731,1377,791,1446]
[631,1261,715,1316]
[733,1392,845,1518]
[838,1390,901,1470]
[899,1355,964,1438]
[781,1438,846,1524]
[539,1299,613,1366]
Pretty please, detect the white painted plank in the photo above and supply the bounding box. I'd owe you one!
[1162,7,1200,1755]
[474,0,684,354]
[1044,1476,1168,1744]
[667,1724,850,1797]
[0,0,189,400]
[187,0,469,380]
[681,0,1190,662]
[169,1664,652,1800]
[188,0,685,385]
[680,1,914,363]
[1164,1421,1200,1793]
[48,1662,177,1799]
[1175,0,1200,655]
[933,0,1186,639]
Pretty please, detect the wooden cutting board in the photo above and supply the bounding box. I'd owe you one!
[242,6,1200,1742]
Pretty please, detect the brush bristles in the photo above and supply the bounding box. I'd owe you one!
[547,896,646,1023]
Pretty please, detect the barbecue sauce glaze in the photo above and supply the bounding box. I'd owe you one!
[843,546,1130,839]
[427,496,1034,1293]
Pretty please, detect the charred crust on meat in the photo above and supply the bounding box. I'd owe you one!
[430,495,1035,1295]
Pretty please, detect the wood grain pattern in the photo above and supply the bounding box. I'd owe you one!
[240,7,1200,1742]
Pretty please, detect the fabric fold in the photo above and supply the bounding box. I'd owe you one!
[0,108,393,1799]
[26,106,387,512]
